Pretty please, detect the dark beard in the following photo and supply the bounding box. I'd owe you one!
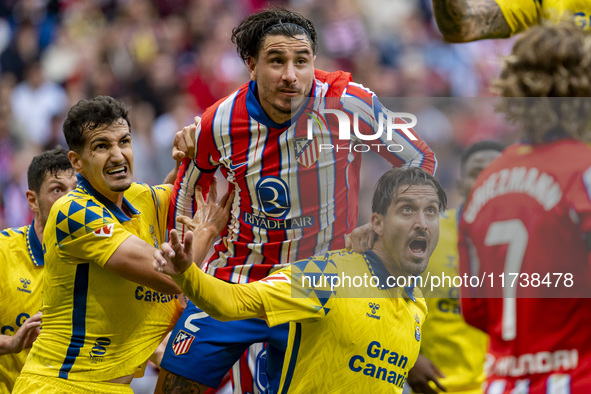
[111,182,132,192]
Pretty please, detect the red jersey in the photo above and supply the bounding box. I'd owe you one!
[458,139,591,392]
[170,70,436,283]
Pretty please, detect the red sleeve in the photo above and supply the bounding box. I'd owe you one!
[341,83,437,175]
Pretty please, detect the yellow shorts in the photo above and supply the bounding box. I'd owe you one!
[13,373,134,394]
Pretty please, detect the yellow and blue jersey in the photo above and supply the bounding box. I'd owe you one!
[251,249,427,393]
[495,0,591,34]
[21,174,182,382]
[0,223,44,394]
[418,210,488,393]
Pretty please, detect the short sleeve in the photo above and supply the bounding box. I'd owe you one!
[54,198,132,267]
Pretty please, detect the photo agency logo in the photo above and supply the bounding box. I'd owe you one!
[304,106,418,153]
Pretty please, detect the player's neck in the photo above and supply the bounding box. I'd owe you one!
[121,201,133,218]
[33,217,44,243]
[103,191,125,212]
[370,244,400,278]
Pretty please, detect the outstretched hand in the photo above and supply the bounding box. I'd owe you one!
[172,116,200,161]
[176,177,235,236]
[153,229,194,276]
[154,179,235,276]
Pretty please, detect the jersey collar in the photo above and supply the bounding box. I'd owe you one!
[363,250,417,302]
[76,173,139,222]
[245,80,315,129]
[26,220,44,267]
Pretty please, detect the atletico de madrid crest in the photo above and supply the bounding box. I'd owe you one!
[171,330,195,356]
[294,138,319,167]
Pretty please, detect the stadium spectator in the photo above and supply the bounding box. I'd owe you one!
[10,60,68,149]
[0,148,77,394]
[155,166,446,393]
[158,7,436,394]
[0,0,516,227]
[458,24,591,392]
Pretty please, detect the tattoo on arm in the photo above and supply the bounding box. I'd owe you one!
[161,371,208,394]
[431,0,511,42]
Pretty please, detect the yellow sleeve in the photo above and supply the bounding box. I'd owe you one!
[53,198,131,267]
[495,0,540,34]
[251,264,332,327]
[172,264,266,322]
[172,259,335,327]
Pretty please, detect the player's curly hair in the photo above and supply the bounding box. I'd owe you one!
[492,23,591,143]
[63,96,131,153]
[231,8,317,63]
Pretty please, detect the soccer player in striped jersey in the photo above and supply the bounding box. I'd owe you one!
[155,167,446,393]
[0,148,77,394]
[158,8,437,394]
[459,24,591,392]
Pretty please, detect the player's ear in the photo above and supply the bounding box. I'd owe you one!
[247,57,257,81]
[68,150,82,172]
[371,212,384,238]
[26,190,40,214]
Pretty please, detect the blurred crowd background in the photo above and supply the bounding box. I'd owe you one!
[0,0,519,229]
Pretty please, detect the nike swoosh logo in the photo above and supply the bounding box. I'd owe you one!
[229,161,247,171]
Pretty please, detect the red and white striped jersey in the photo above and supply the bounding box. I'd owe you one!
[170,69,436,283]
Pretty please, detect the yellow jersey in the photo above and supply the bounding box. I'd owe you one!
[21,175,182,382]
[418,210,488,393]
[0,223,44,394]
[252,249,428,393]
[495,0,591,34]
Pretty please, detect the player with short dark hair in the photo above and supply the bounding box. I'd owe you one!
[63,96,132,154]
[155,167,445,393]
[0,148,77,394]
[231,8,318,63]
[161,7,437,393]
[459,24,591,392]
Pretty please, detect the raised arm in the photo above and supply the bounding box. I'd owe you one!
[155,181,330,326]
[163,117,200,186]
[168,116,218,239]
[161,246,266,322]
[341,84,437,174]
[431,0,511,42]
